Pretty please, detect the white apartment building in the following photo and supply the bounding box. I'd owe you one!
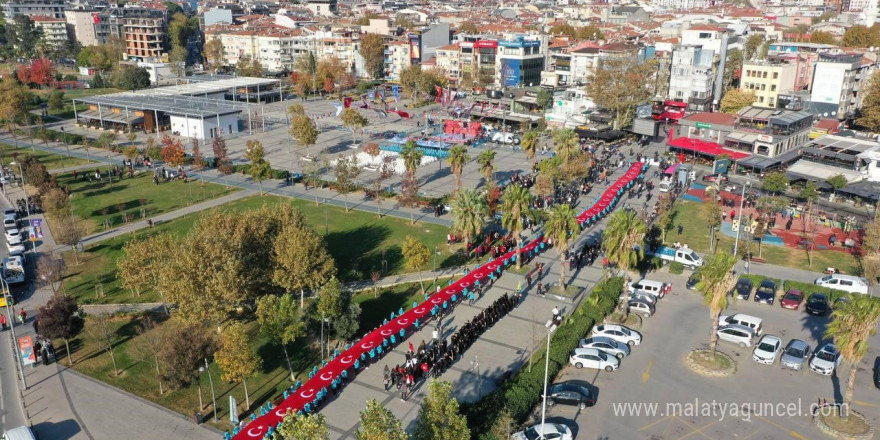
[811,52,878,120]
[668,45,715,111]
[31,15,68,48]
[207,27,317,74]
[652,0,710,9]
[435,44,461,83]
[681,24,732,55]
[384,40,411,82]
[64,9,100,47]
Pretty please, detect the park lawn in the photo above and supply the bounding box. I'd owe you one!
[67,278,445,429]
[55,172,238,235]
[670,200,861,274]
[0,142,94,170]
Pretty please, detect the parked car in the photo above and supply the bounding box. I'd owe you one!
[629,291,657,305]
[569,347,620,372]
[781,339,812,370]
[686,273,700,290]
[733,277,753,300]
[2,208,17,220]
[513,423,573,440]
[627,299,655,317]
[754,280,777,305]
[805,293,830,316]
[3,214,17,231]
[6,235,24,256]
[718,313,763,336]
[4,228,21,243]
[874,357,880,389]
[702,174,728,183]
[752,335,783,365]
[579,336,630,359]
[546,380,596,409]
[591,324,642,346]
[1,426,36,440]
[809,343,841,375]
[815,274,869,295]
[717,324,756,348]
[780,289,804,310]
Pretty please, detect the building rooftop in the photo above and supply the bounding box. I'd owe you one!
[682,112,736,126]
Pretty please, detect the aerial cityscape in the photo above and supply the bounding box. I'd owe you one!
[0,0,878,439]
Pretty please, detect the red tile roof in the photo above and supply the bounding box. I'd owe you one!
[683,112,736,126]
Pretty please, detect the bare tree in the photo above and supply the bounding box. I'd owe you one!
[87,314,120,376]
[35,254,64,295]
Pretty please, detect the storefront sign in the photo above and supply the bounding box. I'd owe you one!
[757,134,773,143]
[695,122,712,129]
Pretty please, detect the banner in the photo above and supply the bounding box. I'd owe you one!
[19,336,35,366]
[435,86,443,103]
[30,219,42,241]
[230,395,239,424]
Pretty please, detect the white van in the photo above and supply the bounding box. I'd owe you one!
[2,427,36,440]
[718,313,764,336]
[658,178,673,193]
[815,274,869,295]
[628,279,671,299]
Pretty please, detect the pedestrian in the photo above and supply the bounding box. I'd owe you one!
[383,365,390,391]
[432,328,439,343]
[677,225,683,236]
[0,313,6,330]
[18,309,26,325]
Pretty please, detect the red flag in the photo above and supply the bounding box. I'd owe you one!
[92,12,100,24]
[435,86,442,103]
[678,152,685,163]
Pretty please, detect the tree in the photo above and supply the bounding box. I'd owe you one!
[35,254,64,295]
[317,276,345,322]
[190,137,205,170]
[37,294,84,365]
[552,128,578,165]
[488,409,517,440]
[501,184,533,268]
[761,171,789,195]
[403,235,431,294]
[695,252,738,357]
[87,314,121,376]
[798,180,820,202]
[842,25,872,47]
[446,144,469,191]
[169,45,187,78]
[333,155,361,211]
[256,293,304,381]
[811,31,838,45]
[826,173,848,197]
[54,215,82,264]
[549,23,576,37]
[399,171,420,224]
[372,156,395,217]
[290,113,320,158]
[720,89,756,114]
[744,34,765,60]
[360,33,385,79]
[168,12,195,49]
[116,67,151,90]
[204,38,225,70]
[236,57,263,77]
[340,108,368,147]
[273,218,336,307]
[458,21,479,34]
[215,322,261,409]
[41,187,71,221]
[722,48,743,90]
[655,194,677,243]
[6,15,41,59]
[47,89,64,111]
[576,25,604,40]
[128,317,168,395]
[400,139,423,175]
[278,413,330,440]
[160,135,185,167]
[858,71,880,132]
[864,216,880,256]
[813,11,837,24]
[399,64,423,103]
[601,210,646,314]
[545,204,579,289]
[521,130,538,161]
[477,149,496,185]
[451,188,487,246]
[584,56,656,129]
[535,88,552,114]
[155,323,216,389]
[0,77,33,135]
[357,399,408,440]
[245,140,272,195]
[706,198,723,252]
[414,380,470,440]
[825,296,880,415]
[211,131,233,175]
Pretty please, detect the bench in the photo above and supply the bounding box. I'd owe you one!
[749,257,766,264]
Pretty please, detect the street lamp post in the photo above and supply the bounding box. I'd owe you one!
[732,181,751,257]
[539,328,551,439]
[2,278,27,390]
[204,358,218,422]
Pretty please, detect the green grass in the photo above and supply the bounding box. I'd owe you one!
[0,142,94,170]
[57,88,123,100]
[68,278,443,429]
[62,194,457,304]
[671,200,861,274]
[56,172,238,235]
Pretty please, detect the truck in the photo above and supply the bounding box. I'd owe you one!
[646,245,704,269]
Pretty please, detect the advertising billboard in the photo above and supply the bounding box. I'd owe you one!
[409,35,421,62]
[501,59,521,87]
[19,336,35,366]
[474,40,498,49]
[810,63,846,104]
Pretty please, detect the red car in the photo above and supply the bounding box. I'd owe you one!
[780,289,804,310]
[702,174,729,183]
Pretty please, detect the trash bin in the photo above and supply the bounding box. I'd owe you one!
[193,411,203,424]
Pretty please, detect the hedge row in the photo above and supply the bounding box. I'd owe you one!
[739,274,782,291]
[463,277,625,439]
[230,163,291,180]
[781,279,850,302]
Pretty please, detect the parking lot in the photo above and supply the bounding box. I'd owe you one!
[544,270,880,440]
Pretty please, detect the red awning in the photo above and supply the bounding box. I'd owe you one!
[667,137,750,160]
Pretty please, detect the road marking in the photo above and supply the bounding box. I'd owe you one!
[638,415,673,431]
[755,416,806,440]
[854,400,879,408]
[642,359,653,383]
[739,431,760,440]
[673,417,719,440]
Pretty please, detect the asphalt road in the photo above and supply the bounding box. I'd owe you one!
[543,269,880,440]
[0,193,29,435]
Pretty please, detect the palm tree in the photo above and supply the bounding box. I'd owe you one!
[521,130,538,162]
[601,210,646,314]
[695,252,738,357]
[477,150,496,185]
[825,295,880,415]
[451,188,488,246]
[500,184,533,268]
[545,204,579,289]
[400,140,423,176]
[447,144,470,191]
[552,128,579,164]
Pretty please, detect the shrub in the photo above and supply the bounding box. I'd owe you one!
[781,279,849,302]
[740,274,781,290]
[668,261,684,275]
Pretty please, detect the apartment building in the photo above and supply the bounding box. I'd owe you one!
[810,52,878,120]
[383,40,410,82]
[65,8,100,47]
[498,35,545,87]
[740,58,798,108]
[458,40,497,89]
[31,15,68,48]
[651,0,710,9]
[668,45,715,111]
[206,26,318,74]
[3,0,65,20]
[123,8,167,60]
[435,44,461,84]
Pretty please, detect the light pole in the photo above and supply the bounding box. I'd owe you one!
[204,358,218,422]
[732,181,751,257]
[2,277,27,390]
[539,328,551,439]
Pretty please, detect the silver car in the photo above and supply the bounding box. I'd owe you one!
[579,336,631,359]
[781,339,812,370]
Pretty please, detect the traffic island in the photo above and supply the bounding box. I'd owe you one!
[816,409,874,440]
[684,349,736,377]
[605,311,642,329]
[547,284,583,303]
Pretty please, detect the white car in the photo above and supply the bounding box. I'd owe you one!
[717,324,755,348]
[513,423,573,440]
[569,348,620,372]
[809,343,842,375]
[579,336,630,359]
[752,335,782,365]
[4,228,21,243]
[6,235,24,256]
[591,324,642,346]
